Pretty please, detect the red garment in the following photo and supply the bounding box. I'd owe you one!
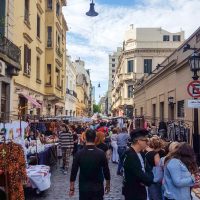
[97,126,108,134]
[0,142,27,200]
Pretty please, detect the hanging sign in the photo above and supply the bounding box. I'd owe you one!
[188,99,200,108]
[187,80,200,98]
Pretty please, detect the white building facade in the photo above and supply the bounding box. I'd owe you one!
[65,56,77,116]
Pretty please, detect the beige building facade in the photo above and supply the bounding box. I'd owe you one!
[12,0,67,118]
[75,59,92,117]
[111,26,185,118]
[0,0,21,121]
[134,27,200,129]
[108,47,122,115]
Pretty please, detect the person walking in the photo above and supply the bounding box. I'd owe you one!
[122,128,154,200]
[145,136,164,200]
[69,129,111,200]
[117,127,130,175]
[59,124,74,174]
[111,128,119,163]
[163,142,198,200]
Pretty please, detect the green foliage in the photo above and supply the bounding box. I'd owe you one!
[93,104,101,113]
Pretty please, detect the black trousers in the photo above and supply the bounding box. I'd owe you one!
[79,191,103,200]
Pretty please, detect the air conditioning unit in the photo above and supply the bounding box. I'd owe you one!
[0,60,6,76]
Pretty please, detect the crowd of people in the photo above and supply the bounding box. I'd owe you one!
[56,120,200,200]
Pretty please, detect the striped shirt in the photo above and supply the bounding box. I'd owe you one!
[59,131,74,149]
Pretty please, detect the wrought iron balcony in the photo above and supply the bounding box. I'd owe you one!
[73,91,77,98]
[66,88,77,98]
[0,36,21,64]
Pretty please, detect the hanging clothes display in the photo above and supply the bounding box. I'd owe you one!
[0,142,27,200]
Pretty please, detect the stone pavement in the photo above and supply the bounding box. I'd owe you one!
[25,158,200,200]
[25,159,124,200]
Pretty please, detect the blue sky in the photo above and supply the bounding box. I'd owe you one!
[64,0,200,103]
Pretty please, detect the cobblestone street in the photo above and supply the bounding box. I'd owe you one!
[25,159,124,200]
[25,157,200,200]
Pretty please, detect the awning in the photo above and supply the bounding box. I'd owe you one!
[19,93,42,108]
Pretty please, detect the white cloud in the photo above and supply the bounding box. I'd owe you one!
[63,0,200,102]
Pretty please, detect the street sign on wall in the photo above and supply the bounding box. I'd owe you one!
[188,99,200,108]
[187,80,200,98]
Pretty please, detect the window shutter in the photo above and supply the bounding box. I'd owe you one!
[24,45,27,73]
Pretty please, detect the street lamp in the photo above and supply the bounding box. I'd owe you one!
[189,52,200,80]
[86,0,98,17]
[186,46,200,162]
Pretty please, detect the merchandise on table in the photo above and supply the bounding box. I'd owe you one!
[26,165,51,192]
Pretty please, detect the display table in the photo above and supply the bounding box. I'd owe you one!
[27,144,58,166]
[27,165,51,192]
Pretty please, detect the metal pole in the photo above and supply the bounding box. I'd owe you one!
[193,107,199,156]
[193,71,200,163]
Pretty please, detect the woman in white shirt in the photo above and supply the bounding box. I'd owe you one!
[111,128,119,163]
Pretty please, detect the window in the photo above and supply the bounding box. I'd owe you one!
[1,82,8,120]
[152,104,156,122]
[112,69,115,73]
[112,58,115,62]
[56,2,60,16]
[24,0,30,23]
[160,102,164,121]
[47,26,52,47]
[144,59,152,74]
[56,32,61,52]
[140,107,143,116]
[177,100,184,118]
[127,60,134,73]
[66,110,68,116]
[112,64,115,67]
[46,64,51,84]
[0,0,6,36]
[163,35,170,41]
[24,44,31,75]
[173,35,181,41]
[112,75,114,78]
[37,15,40,38]
[47,0,52,10]
[36,57,40,80]
[127,85,133,98]
[135,109,137,116]
[56,68,60,87]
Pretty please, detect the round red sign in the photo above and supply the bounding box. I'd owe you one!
[187,80,200,98]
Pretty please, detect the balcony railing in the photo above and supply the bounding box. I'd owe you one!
[0,36,21,64]
[56,47,62,58]
[24,8,30,24]
[66,88,77,98]
[47,40,52,47]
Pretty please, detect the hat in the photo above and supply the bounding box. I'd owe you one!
[130,128,149,142]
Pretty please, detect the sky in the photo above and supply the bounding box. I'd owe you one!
[63,0,200,103]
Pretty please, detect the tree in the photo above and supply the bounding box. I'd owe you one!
[93,104,101,113]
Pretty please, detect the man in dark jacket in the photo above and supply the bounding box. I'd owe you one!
[122,128,153,200]
[69,129,110,200]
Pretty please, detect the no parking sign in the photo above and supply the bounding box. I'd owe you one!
[187,80,200,98]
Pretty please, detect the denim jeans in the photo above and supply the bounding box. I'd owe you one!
[117,146,126,174]
[148,182,162,200]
